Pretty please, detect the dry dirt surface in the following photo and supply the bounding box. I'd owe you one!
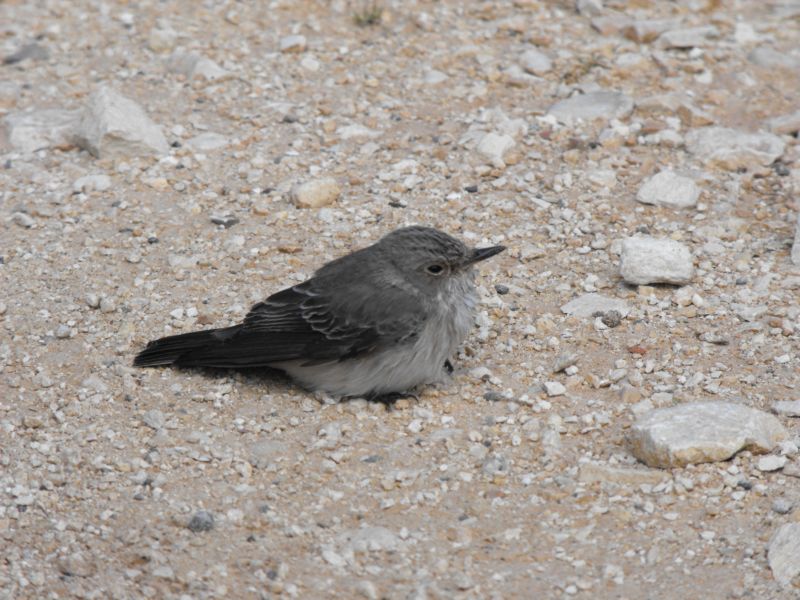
[2,0,800,598]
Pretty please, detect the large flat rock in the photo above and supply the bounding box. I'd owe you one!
[629,401,787,468]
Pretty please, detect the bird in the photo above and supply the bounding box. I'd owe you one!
[133,226,505,399]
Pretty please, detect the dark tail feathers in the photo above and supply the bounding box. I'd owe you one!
[133,326,241,368]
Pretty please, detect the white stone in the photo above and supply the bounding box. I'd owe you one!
[290,177,341,209]
[734,22,759,45]
[424,69,448,84]
[629,401,788,468]
[749,47,800,71]
[73,174,112,193]
[773,400,800,417]
[766,110,800,136]
[548,91,634,123]
[2,109,82,153]
[74,86,169,158]
[147,27,178,53]
[757,455,787,472]
[11,212,35,228]
[575,0,604,16]
[280,35,307,53]
[342,526,401,553]
[186,132,229,152]
[685,126,785,171]
[476,132,515,168]
[769,524,800,586]
[560,293,630,318]
[520,48,552,75]
[543,381,566,397]
[337,124,383,140]
[142,409,166,430]
[657,26,719,49]
[619,237,694,285]
[792,213,800,266]
[167,51,230,81]
[636,171,700,208]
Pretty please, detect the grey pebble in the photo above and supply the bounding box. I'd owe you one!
[772,498,794,515]
[211,214,240,228]
[3,42,50,65]
[142,409,166,430]
[187,510,215,532]
[600,310,622,328]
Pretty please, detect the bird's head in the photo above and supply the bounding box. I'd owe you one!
[379,226,505,292]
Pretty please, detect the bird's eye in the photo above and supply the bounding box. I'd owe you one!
[426,264,444,275]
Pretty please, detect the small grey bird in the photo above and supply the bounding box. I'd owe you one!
[134,226,505,399]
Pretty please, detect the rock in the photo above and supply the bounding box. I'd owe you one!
[142,409,166,430]
[749,47,800,70]
[186,132,229,151]
[773,498,794,514]
[591,14,632,36]
[769,523,800,586]
[280,35,307,53]
[423,69,448,85]
[766,110,800,135]
[520,48,552,75]
[548,91,634,123]
[792,213,800,266]
[11,212,35,228]
[210,214,239,228]
[732,304,767,322]
[73,174,112,193]
[543,381,566,397]
[290,177,341,209]
[622,19,680,43]
[552,352,579,373]
[187,510,215,532]
[476,132,515,168]
[3,42,49,65]
[248,440,287,469]
[657,26,719,49]
[757,455,787,472]
[337,124,383,140]
[560,293,630,318]
[147,26,178,53]
[600,310,622,328]
[2,109,82,153]
[57,552,97,577]
[73,87,169,158]
[342,526,401,553]
[629,401,788,468]
[575,0,604,16]
[685,126,784,171]
[772,401,800,417]
[100,297,116,313]
[578,462,668,485]
[167,51,230,81]
[619,237,694,286]
[636,171,700,208]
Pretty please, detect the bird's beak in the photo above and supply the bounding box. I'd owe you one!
[468,245,506,264]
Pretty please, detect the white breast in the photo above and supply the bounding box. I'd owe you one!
[278,271,479,397]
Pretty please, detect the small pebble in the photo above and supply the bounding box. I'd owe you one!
[187,510,215,532]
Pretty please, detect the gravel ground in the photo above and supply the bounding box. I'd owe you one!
[2,0,800,598]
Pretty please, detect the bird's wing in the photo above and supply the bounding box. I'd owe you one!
[229,278,427,365]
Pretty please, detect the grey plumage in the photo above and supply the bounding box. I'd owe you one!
[134,226,505,398]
